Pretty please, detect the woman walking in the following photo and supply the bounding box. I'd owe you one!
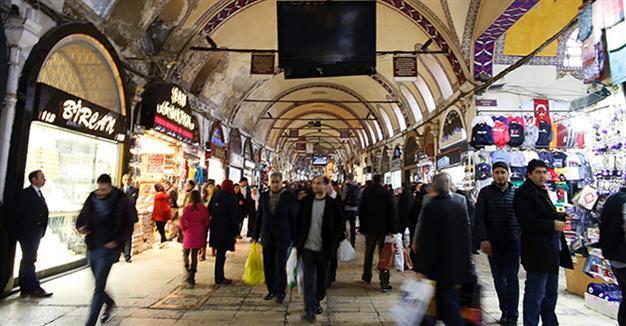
[200,180,216,260]
[179,190,210,285]
[152,184,172,244]
[234,184,246,239]
[208,180,240,285]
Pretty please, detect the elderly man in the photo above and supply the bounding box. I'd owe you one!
[414,172,474,325]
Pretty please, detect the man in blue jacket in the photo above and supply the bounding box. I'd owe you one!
[252,172,298,304]
[475,162,520,326]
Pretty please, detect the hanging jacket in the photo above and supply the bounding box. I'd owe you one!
[508,119,525,147]
[492,121,510,148]
[536,120,553,148]
[471,123,494,148]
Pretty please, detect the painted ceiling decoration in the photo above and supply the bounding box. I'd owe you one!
[474,0,540,79]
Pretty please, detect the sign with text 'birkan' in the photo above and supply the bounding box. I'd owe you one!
[35,83,126,142]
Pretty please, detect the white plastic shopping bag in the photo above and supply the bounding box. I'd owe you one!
[390,279,435,326]
[286,247,298,289]
[296,257,304,294]
[394,233,405,271]
[338,239,356,262]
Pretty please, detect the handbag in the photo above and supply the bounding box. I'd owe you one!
[377,241,396,271]
[338,239,356,262]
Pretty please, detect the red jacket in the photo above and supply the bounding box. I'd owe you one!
[152,192,172,222]
[180,204,210,249]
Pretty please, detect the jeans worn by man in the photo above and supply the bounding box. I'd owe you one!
[86,246,118,326]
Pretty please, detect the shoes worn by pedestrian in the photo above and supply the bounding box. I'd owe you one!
[215,279,233,285]
[125,257,132,263]
[301,314,316,323]
[276,293,286,304]
[361,275,371,284]
[499,313,508,325]
[100,303,116,323]
[21,289,53,298]
[381,284,393,293]
[264,293,276,300]
[315,307,324,315]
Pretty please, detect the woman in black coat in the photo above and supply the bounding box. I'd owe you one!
[234,184,246,239]
[208,179,239,284]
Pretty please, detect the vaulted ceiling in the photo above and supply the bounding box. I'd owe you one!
[93,0,538,160]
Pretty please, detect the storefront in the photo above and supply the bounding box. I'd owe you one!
[389,145,402,189]
[436,107,469,188]
[403,134,419,184]
[131,81,202,253]
[243,138,256,184]
[228,128,243,182]
[2,23,129,288]
[207,122,227,184]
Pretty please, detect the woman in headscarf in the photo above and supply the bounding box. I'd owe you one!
[207,180,239,284]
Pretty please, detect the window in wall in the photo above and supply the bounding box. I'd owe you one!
[414,77,436,112]
[400,85,423,122]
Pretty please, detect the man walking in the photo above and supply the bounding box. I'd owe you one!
[599,185,626,326]
[475,162,520,326]
[76,174,133,326]
[514,160,572,326]
[359,174,398,292]
[414,172,474,325]
[340,174,360,247]
[295,176,343,322]
[14,170,52,298]
[252,172,298,303]
[121,174,139,263]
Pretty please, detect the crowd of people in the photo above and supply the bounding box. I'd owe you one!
[9,158,626,325]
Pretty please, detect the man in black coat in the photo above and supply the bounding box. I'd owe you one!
[208,179,240,285]
[475,162,520,326]
[294,176,344,323]
[121,174,139,263]
[252,172,298,303]
[397,182,414,234]
[359,174,398,291]
[14,170,52,297]
[514,159,573,326]
[414,172,473,325]
[76,174,133,326]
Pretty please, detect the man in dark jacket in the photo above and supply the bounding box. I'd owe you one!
[340,174,360,247]
[514,160,573,326]
[14,170,52,298]
[208,179,240,285]
[121,174,139,263]
[76,174,133,326]
[397,182,414,235]
[359,174,398,291]
[599,186,626,326]
[295,176,344,322]
[414,172,473,325]
[252,172,298,303]
[475,162,520,326]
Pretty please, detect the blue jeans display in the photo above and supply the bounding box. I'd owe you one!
[523,272,559,326]
[17,232,43,293]
[86,246,118,326]
[488,244,520,320]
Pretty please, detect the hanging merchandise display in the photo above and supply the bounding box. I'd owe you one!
[131,82,203,253]
[207,122,227,185]
[243,138,256,185]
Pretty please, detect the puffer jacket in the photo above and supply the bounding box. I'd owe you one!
[475,182,520,250]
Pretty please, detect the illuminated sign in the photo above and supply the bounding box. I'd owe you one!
[141,82,198,144]
[35,83,126,142]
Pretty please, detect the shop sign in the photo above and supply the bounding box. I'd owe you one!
[245,160,256,169]
[393,55,417,81]
[141,82,197,144]
[475,99,497,107]
[339,130,351,139]
[288,129,299,138]
[439,108,467,150]
[209,122,227,160]
[390,159,401,171]
[36,83,126,142]
[250,53,275,75]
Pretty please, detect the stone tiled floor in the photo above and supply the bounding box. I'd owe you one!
[0,236,617,325]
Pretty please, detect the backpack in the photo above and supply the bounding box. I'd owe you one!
[345,184,360,207]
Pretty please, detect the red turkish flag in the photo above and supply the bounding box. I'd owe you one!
[533,99,551,126]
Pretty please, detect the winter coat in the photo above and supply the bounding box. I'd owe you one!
[475,182,520,250]
[180,203,210,249]
[76,188,133,250]
[514,180,573,274]
[358,184,398,235]
[208,180,239,251]
[152,192,172,222]
[294,195,344,258]
[397,187,414,232]
[252,189,298,249]
[413,194,474,286]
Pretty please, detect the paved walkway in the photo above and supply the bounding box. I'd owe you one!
[0,236,616,325]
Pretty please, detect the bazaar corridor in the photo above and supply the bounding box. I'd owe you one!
[0,237,614,325]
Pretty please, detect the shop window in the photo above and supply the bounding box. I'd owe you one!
[141,0,188,55]
[38,36,123,113]
[400,85,423,122]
